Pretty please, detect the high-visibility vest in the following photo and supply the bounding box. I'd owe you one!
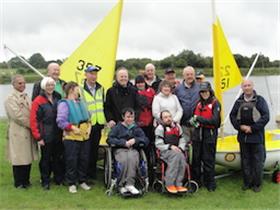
[81,87,106,125]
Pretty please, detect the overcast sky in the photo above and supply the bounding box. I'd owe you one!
[0,0,279,62]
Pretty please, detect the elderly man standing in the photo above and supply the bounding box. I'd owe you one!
[174,66,200,142]
[32,62,66,100]
[81,66,106,180]
[144,63,162,92]
[4,75,38,189]
[105,67,139,128]
[230,80,269,192]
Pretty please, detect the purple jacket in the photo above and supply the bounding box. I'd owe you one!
[56,101,72,131]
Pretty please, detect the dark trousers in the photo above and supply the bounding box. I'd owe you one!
[64,139,91,185]
[141,125,156,183]
[39,140,64,185]
[88,124,103,179]
[12,164,31,187]
[240,142,264,187]
[192,141,217,189]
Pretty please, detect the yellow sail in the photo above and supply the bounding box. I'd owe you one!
[213,17,243,110]
[60,0,123,91]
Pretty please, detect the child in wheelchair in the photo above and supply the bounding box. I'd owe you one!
[155,110,188,194]
[107,107,149,195]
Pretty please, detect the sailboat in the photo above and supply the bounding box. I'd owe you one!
[212,13,280,171]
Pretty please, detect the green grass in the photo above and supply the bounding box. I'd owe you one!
[0,119,279,210]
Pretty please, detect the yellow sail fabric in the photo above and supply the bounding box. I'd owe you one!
[60,0,123,91]
[213,17,243,106]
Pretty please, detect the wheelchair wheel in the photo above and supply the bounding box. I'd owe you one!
[104,147,112,189]
[185,180,199,194]
[152,180,164,193]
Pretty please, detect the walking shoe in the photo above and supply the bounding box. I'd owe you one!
[42,184,50,190]
[80,182,91,191]
[252,186,261,193]
[69,185,77,193]
[176,186,188,193]
[125,185,140,195]
[119,187,129,194]
[166,185,178,194]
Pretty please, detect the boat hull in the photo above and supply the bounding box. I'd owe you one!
[216,130,280,170]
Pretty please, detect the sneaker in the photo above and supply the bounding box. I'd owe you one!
[119,187,129,194]
[166,185,178,194]
[80,182,91,191]
[69,185,77,193]
[125,185,140,195]
[176,186,188,193]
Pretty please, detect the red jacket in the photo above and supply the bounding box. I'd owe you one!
[137,87,155,127]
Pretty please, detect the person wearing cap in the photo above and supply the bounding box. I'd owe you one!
[4,74,38,189]
[164,68,180,92]
[30,77,64,190]
[134,75,156,181]
[144,63,162,92]
[80,65,106,180]
[174,66,200,143]
[190,81,221,192]
[32,62,66,100]
[195,71,205,84]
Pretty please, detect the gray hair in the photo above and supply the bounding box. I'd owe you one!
[11,74,24,86]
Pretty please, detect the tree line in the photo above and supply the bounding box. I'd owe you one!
[0,50,279,71]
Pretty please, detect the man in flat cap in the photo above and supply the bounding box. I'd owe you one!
[81,65,106,180]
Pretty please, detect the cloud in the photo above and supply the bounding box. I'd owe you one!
[1,0,279,62]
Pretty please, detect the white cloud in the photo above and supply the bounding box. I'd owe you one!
[1,0,279,62]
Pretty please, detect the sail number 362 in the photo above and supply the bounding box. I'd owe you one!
[77,59,93,71]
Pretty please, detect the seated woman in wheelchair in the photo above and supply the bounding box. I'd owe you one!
[107,107,149,195]
[155,110,188,194]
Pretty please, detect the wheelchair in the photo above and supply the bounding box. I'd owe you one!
[152,143,199,195]
[103,145,149,197]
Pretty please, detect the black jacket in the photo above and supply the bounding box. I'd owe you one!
[104,82,140,123]
[32,78,66,101]
[149,75,162,93]
[230,91,270,144]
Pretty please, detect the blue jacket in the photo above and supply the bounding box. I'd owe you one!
[230,91,270,144]
[174,81,200,125]
[107,122,149,148]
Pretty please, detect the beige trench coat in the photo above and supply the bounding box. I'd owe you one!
[4,89,38,165]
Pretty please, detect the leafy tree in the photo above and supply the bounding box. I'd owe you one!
[29,53,47,69]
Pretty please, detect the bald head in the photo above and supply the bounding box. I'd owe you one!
[47,62,60,81]
[183,66,195,85]
[116,67,129,87]
[145,63,156,80]
[241,79,254,96]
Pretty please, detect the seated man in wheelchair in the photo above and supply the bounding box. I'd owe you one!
[155,110,188,194]
[107,107,149,195]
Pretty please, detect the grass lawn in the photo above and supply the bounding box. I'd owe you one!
[0,119,279,210]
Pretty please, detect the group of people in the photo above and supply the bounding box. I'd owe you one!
[4,61,269,195]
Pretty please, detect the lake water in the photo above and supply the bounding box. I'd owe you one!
[1,76,279,134]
